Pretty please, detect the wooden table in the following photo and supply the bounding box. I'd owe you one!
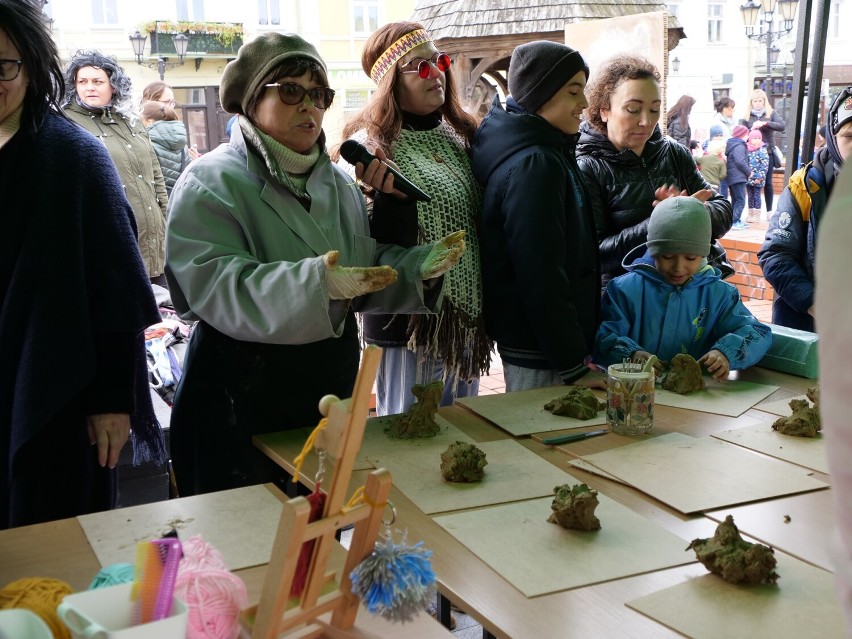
[255,366,834,639]
[0,485,453,639]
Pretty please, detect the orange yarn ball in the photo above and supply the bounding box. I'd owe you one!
[0,577,73,639]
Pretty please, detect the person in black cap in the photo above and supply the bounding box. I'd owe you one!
[471,40,604,392]
[758,86,852,333]
[165,31,466,496]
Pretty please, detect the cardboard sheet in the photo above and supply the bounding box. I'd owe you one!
[563,458,624,483]
[360,414,474,470]
[712,424,828,474]
[655,380,778,417]
[254,427,375,473]
[756,393,813,417]
[627,552,846,638]
[376,439,573,515]
[78,485,283,570]
[434,495,693,597]
[456,386,606,436]
[567,433,828,514]
[704,490,836,572]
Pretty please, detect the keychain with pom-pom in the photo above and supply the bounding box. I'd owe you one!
[348,502,436,623]
[290,420,329,597]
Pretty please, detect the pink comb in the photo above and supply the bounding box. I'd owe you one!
[151,537,183,621]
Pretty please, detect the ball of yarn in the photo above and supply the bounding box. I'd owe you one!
[175,536,248,639]
[0,577,73,639]
[181,535,229,571]
[88,563,136,590]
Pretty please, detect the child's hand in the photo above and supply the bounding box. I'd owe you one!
[633,350,665,377]
[699,349,730,380]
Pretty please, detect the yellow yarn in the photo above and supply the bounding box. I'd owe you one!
[0,577,73,639]
[343,485,366,511]
[291,417,328,483]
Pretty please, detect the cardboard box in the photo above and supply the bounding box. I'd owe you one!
[758,323,819,379]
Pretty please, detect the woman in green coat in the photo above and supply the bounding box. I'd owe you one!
[62,50,169,286]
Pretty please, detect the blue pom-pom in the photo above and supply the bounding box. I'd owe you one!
[349,539,436,623]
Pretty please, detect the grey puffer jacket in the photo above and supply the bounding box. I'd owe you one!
[577,122,733,287]
[147,120,188,195]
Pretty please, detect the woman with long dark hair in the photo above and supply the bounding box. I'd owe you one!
[0,0,163,528]
[666,94,695,148]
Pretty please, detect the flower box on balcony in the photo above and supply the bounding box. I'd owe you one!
[142,20,243,55]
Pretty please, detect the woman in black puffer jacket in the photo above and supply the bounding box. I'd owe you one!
[577,56,733,289]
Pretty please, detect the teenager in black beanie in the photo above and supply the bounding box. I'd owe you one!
[471,41,604,392]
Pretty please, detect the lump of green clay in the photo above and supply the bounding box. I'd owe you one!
[544,387,605,420]
[772,385,821,437]
[547,483,601,531]
[384,380,443,439]
[687,515,779,585]
[440,441,487,482]
[661,353,705,394]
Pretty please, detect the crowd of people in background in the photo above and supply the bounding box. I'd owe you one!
[3,4,851,623]
[6,0,852,629]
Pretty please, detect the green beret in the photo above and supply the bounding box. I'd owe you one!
[220,32,327,115]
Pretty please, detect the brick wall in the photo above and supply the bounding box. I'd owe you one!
[720,236,775,302]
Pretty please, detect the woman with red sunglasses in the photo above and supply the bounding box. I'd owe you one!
[336,22,490,417]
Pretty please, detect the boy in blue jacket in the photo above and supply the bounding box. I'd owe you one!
[594,196,771,380]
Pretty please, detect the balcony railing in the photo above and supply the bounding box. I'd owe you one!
[146,21,243,56]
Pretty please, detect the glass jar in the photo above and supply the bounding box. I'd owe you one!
[606,363,655,435]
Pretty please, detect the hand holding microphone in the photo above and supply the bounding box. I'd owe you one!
[340,140,431,202]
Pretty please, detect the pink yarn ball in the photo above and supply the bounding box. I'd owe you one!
[181,535,229,572]
[176,536,248,639]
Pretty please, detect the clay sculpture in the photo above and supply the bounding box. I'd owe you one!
[543,387,606,420]
[772,385,821,437]
[661,353,706,394]
[547,483,601,531]
[384,380,443,439]
[440,441,487,482]
[687,515,779,585]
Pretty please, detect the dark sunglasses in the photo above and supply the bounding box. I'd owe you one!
[398,52,451,79]
[264,82,335,110]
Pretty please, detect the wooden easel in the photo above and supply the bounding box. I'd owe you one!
[242,345,391,639]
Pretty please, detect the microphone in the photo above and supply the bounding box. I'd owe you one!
[339,140,431,203]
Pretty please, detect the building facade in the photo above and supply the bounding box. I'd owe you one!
[46,0,414,151]
[666,0,850,153]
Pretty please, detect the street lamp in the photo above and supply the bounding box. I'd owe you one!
[128,30,189,81]
[671,56,680,75]
[740,0,799,77]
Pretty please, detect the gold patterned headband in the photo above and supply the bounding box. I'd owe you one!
[369,29,431,84]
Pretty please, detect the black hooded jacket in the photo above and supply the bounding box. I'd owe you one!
[470,96,600,383]
[576,122,733,287]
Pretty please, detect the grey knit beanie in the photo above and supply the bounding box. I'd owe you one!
[220,32,327,115]
[508,40,589,114]
[647,196,711,257]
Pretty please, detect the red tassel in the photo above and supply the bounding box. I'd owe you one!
[289,483,327,597]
